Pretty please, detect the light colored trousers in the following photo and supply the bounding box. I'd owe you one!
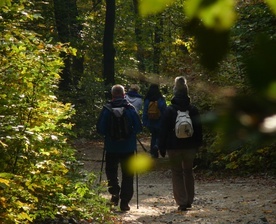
[167,149,196,206]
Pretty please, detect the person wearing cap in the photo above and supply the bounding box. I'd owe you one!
[158,76,203,211]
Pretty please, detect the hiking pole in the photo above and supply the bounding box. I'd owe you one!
[99,147,105,184]
[135,149,139,209]
[137,138,148,152]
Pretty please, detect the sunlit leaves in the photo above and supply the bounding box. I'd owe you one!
[265,0,276,14]
[139,0,174,17]
[184,0,236,31]
[0,1,78,222]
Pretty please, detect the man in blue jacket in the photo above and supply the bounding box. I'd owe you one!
[97,84,142,211]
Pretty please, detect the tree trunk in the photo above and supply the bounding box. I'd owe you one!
[53,0,84,91]
[153,14,163,74]
[103,0,116,93]
[133,0,146,74]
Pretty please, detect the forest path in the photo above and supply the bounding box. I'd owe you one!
[75,138,276,224]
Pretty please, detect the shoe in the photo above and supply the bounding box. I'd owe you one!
[110,195,119,206]
[150,145,159,158]
[178,205,187,211]
[186,203,192,209]
[120,200,130,211]
[150,153,158,159]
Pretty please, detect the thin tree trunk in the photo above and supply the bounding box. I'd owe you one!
[103,0,116,93]
[53,0,83,91]
[153,14,163,74]
[133,0,146,74]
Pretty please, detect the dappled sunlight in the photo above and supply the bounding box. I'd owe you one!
[260,114,276,133]
[78,139,276,224]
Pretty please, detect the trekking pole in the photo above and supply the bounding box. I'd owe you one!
[99,147,105,184]
[135,149,139,209]
[137,138,148,153]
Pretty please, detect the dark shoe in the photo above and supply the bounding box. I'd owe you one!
[120,200,130,211]
[110,195,119,206]
[150,153,158,159]
[178,205,187,211]
[150,145,159,158]
[186,203,192,209]
[159,150,166,158]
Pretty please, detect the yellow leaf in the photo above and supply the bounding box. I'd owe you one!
[0,178,10,187]
[139,0,175,17]
[0,140,8,147]
[18,212,33,221]
[265,0,276,14]
[127,153,154,174]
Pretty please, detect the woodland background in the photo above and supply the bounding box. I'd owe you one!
[0,0,275,223]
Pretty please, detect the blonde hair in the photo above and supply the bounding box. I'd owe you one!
[129,84,140,92]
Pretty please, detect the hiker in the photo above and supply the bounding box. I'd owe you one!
[158,76,203,211]
[142,84,167,158]
[125,84,143,114]
[96,84,142,211]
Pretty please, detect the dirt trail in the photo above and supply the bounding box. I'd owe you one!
[76,139,276,224]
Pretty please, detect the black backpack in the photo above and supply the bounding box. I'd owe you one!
[104,104,133,141]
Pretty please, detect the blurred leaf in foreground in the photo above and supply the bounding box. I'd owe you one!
[265,0,276,14]
[184,0,236,31]
[139,0,174,17]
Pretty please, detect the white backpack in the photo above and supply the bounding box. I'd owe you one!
[175,110,194,138]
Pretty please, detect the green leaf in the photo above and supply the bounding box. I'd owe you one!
[267,82,276,100]
[0,173,14,178]
[139,0,174,17]
[265,0,276,14]
[184,0,236,31]
[246,35,276,98]
[0,0,11,7]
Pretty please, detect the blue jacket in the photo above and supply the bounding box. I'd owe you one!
[142,98,167,129]
[97,97,142,153]
[125,91,143,113]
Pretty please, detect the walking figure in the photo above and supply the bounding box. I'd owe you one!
[142,84,167,158]
[159,76,203,211]
[97,84,142,211]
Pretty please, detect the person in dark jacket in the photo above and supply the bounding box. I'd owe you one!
[97,84,142,211]
[142,84,167,158]
[159,76,203,211]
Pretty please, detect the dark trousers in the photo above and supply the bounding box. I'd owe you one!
[149,126,159,156]
[167,149,196,206]
[105,152,134,202]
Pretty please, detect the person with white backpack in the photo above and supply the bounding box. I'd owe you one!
[158,76,203,211]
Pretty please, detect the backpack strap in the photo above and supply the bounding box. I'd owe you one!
[105,102,134,110]
[103,103,112,112]
[124,102,135,110]
[171,104,191,112]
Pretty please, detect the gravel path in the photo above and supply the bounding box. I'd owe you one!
[76,139,276,224]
